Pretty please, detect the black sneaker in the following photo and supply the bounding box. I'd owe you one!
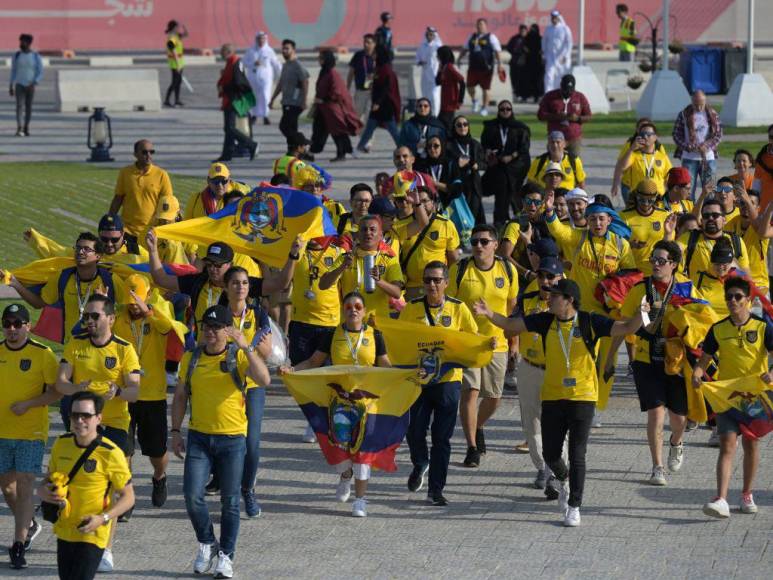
[205,477,220,496]
[9,541,27,569]
[544,476,559,500]
[407,464,429,492]
[152,475,168,507]
[463,446,480,468]
[475,429,486,455]
[427,492,449,506]
[118,506,134,523]
[24,518,41,550]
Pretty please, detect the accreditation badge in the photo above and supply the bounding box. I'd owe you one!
[562,377,577,387]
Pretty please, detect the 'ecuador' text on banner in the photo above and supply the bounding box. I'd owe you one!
[281,366,420,472]
[154,184,337,268]
[701,376,773,440]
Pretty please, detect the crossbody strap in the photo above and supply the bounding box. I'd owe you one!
[66,435,102,485]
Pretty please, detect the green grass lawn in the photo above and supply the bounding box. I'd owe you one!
[0,162,201,270]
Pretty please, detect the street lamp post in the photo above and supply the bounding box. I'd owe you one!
[570,0,610,114]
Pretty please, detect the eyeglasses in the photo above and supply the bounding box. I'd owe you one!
[523,198,542,206]
[701,212,722,220]
[344,302,364,312]
[639,131,655,137]
[716,185,733,193]
[74,245,97,254]
[100,235,122,244]
[2,319,25,329]
[423,276,445,284]
[209,178,228,186]
[537,272,557,280]
[470,238,493,247]
[498,107,512,112]
[725,292,747,302]
[81,312,102,322]
[649,256,672,266]
[140,149,155,155]
[71,412,97,421]
[455,122,469,128]
[352,198,371,204]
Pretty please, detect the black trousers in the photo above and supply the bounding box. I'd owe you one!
[221,108,256,160]
[165,69,183,104]
[15,83,34,131]
[57,539,104,580]
[541,400,595,508]
[279,105,303,138]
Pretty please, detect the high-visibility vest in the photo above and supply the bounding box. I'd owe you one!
[619,18,637,53]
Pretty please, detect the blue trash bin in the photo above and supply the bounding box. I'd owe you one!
[679,46,723,94]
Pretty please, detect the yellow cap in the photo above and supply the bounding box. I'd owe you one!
[155,195,180,221]
[292,165,322,190]
[636,178,659,196]
[208,162,231,179]
[124,274,150,303]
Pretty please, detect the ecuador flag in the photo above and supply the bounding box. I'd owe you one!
[376,317,493,385]
[700,376,773,440]
[154,184,337,268]
[282,366,420,471]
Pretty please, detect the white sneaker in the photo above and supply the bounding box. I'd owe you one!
[97,548,114,573]
[557,479,569,512]
[471,99,480,113]
[591,410,603,428]
[480,107,489,117]
[703,497,730,519]
[563,506,581,527]
[667,441,684,472]
[213,551,234,579]
[193,542,216,574]
[336,474,352,503]
[708,427,720,447]
[740,492,758,514]
[302,424,316,443]
[649,465,667,486]
[352,497,367,517]
[166,371,178,388]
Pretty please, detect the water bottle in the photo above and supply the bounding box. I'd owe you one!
[363,254,376,294]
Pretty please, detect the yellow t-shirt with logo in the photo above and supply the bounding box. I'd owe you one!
[0,339,58,441]
[333,249,404,319]
[677,231,750,281]
[396,215,460,290]
[547,216,636,313]
[226,306,269,390]
[114,164,174,236]
[621,207,670,274]
[658,196,694,216]
[184,182,252,220]
[398,296,478,382]
[724,221,770,291]
[694,270,728,319]
[702,314,773,380]
[318,324,386,366]
[448,257,518,353]
[49,433,132,549]
[113,311,171,401]
[620,147,672,193]
[179,348,250,436]
[514,279,550,366]
[523,312,615,401]
[61,334,141,432]
[291,246,342,327]
[526,154,587,190]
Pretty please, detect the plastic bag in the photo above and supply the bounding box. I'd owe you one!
[264,317,290,370]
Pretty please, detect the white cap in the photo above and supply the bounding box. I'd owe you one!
[551,10,560,17]
[565,188,589,202]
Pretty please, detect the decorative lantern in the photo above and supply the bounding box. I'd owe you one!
[87,107,114,162]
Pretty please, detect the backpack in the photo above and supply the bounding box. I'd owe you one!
[683,230,742,275]
[455,255,514,289]
[184,342,245,397]
[535,152,578,181]
[534,311,598,362]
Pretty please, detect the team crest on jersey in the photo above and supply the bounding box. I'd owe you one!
[83,459,97,473]
[243,321,252,330]
[143,325,151,335]
[495,277,505,288]
[652,222,661,231]
[655,159,662,166]
[19,359,31,371]
[362,337,370,346]
[746,330,758,344]
[429,231,439,241]
[572,327,582,338]
[440,315,452,327]
[324,257,334,267]
[104,357,117,369]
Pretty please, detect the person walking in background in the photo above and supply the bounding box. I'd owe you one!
[398,97,446,159]
[436,46,465,133]
[375,11,395,62]
[523,24,544,102]
[616,4,638,62]
[538,74,591,157]
[355,46,401,154]
[416,27,443,116]
[542,10,572,93]
[270,39,310,139]
[243,32,281,126]
[216,44,258,163]
[347,34,376,123]
[505,25,528,103]
[672,90,722,199]
[163,20,187,107]
[9,33,43,137]
[458,18,504,117]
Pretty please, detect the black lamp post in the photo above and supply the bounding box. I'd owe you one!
[87,107,114,162]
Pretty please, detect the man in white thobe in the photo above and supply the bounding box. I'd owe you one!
[243,31,281,125]
[542,10,573,93]
[415,26,442,116]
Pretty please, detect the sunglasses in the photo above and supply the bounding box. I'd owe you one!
[702,212,722,220]
[716,185,733,193]
[523,198,542,206]
[639,131,655,137]
[71,411,97,421]
[455,122,469,128]
[2,319,25,329]
[81,312,102,322]
[344,302,364,312]
[140,149,155,155]
[637,196,656,204]
[470,238,493,247]
[423,276,445,284]
[725,292,747,302]
[74,245,97,254]
[202,322,226,331]
[100,235,122,244]
[209,178,228,186]
[649,256,672,266]
[499,107,512,112]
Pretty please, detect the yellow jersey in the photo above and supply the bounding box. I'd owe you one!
[448,256,518,353]
[398,296,478,382]
[677,230,750,281]
[658,196,694,216]
[702,314,773,380]
[48,433,132,549]
[61,334,141,432]
[184,182,252,220]
[333,249,404,319]
[227,305,269,390]
[0,339,58,441]
[113,310,172,401]
[526,153,587,190]
[515,279,550,366]
[619,146,672,193]
[396,215,460,290]
[291,246,342,327]
[114,164,174,236]
[318,324,386,366]
[620,207,670,274]
[694,270,729,319]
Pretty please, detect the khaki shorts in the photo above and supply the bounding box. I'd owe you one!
[462,351,508,399]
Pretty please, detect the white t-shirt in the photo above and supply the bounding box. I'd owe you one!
[682,111,715,161]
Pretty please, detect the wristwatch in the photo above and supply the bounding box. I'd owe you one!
[246,344,256,353]
[101,513,111,525]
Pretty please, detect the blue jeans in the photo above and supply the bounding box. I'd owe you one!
[681,158,717,200]
[357,117,399,150]
[183,430,246,557]
[242,387,266,492]
[405,381,461,494]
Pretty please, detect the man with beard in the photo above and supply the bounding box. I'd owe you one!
[621,179,675,275]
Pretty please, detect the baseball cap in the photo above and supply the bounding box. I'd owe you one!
[155,195,180,221]
[549,278,581,306]
[548,130,566,141]
[200,304,233,327]
[537,256,563,277]
[426,26,437,33]
[208,162,231,180]
[710,243,734,264]
[369,196,397,218]
[551,10,561,17]
[287,132,311,148]
[544,161,565,177]
[636,179,659,196]
[565,188,589,202]
[667,167,691,187]
[528,237,559,259]
[560,74,576,89]
[2,303,30,323]
[98,213,124,232]
[204,242,234,264]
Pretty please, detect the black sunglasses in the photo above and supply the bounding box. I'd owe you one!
[498,107,512,112]
[100,235,122,244]
[81,312,102,322]
[71,411,97,421]
[423,276,445,284]
[2,319,25,329]
[701,212,722,220]
[725,292,746,302]
[649,256,672,266]
[470,238,493,247]
[455,122,469,128]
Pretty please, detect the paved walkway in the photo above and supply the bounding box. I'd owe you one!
[0,65,771,579]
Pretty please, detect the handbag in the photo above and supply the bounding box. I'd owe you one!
[41,435,102,524]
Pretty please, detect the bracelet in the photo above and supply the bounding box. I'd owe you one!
[288,252,300,261]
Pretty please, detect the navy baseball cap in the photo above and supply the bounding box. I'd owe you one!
[368,196,397,217]
[549,279,581,306]
[537,256,563,277]
[98,213,124,232]
[2,303,30,323]
[528,237,559,259]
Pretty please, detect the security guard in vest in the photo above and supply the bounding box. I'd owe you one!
[616,4,638,62]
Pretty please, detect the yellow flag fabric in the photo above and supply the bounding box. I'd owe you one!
[701,376,771,414]
[375,316,493,385]
[9,257,74,286]
[26,228,70,258]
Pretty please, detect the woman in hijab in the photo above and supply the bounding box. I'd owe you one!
[415,26,443,115]
[505,25,528,102]
[446,115,486,224]
[356,45,402,154]
[397,97,446,159]
[311,49,363,162]
[436,46,465,133]
[523,24,544,101]
[480,100,531,226]
[414,134,452,205]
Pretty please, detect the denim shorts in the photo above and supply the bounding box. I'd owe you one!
[715,412,741,436]
[0,438,45,474]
